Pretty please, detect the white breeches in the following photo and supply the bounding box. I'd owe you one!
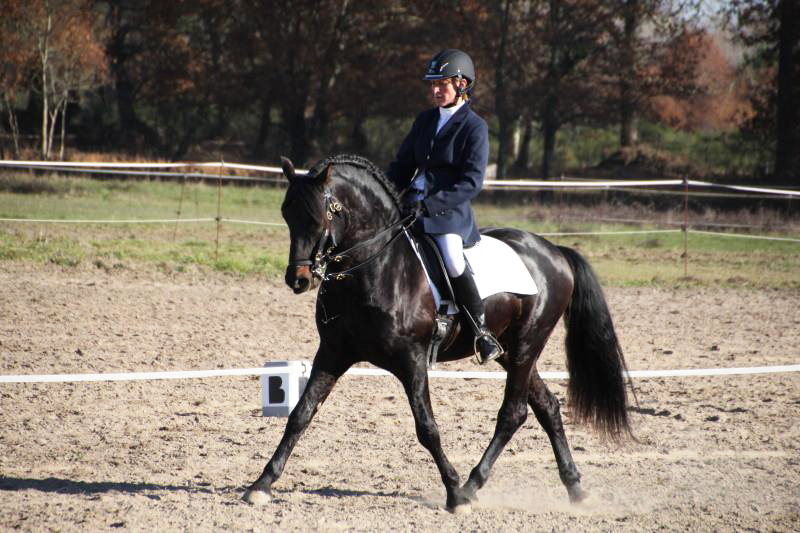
[432,233,465,278]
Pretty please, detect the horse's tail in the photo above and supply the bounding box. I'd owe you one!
[558,245,635,440]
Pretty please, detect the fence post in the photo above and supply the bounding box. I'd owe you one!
[682,174,689,277]
[215,161,223,261]
[173,173,187,242]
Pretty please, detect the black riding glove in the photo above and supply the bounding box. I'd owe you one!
[402,199,426,220]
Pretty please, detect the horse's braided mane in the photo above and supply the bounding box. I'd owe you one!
[307,154,401,208]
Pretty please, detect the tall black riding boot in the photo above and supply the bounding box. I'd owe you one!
[450,270,504,364]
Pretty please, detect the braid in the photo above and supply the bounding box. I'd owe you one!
[307,154,402,209]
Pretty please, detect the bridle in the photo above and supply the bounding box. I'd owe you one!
[289,187,415,283]
[288,189,343,278]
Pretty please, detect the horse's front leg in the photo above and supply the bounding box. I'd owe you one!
[395,360,470,512]
[459,358,533,504]
[243,354,345,505]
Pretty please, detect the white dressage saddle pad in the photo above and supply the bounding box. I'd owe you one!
[406,233,538,314]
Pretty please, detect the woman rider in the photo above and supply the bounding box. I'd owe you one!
[387,48,502,364]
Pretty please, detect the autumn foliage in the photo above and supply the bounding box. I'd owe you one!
[649,32,752,132]
[0,1,796,181]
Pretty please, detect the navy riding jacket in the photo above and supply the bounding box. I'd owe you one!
[387,103,489,246]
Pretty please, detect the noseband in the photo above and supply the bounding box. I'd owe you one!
[289,187,414,282]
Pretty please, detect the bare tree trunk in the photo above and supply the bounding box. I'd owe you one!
[308,0,349,156]
[619,0,639,148]
[497,114,519,179]
[251,96,273,159]
[619,94,638,147]
[541,103,558,179]
[541,0,562,179]
[493,0,514,179]
[512,118,533,174]
[108,4,160,151]
[40,13,52,159]
[774,0,798,181]
[284,103,309,165]
[2,94,22,158]
[47,105,59,159]
[59,96,68,160]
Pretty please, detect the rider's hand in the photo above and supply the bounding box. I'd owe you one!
[402,199,426,220]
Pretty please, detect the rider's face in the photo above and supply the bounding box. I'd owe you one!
[430,78,459,107]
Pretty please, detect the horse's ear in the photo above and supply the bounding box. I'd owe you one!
[314,163,333,186]
[280,156,296,181]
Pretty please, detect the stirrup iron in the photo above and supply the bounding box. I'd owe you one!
[473,331,503,365]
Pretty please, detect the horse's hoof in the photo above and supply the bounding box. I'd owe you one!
[450,503,472,515]
[243,489,271,506]
[568,483,588,504]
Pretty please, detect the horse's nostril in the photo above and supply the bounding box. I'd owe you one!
[294,277,310,293]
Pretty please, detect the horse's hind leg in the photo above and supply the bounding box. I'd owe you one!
[243,355,345,505]
[458,358,533,506]
[528,371,586,503]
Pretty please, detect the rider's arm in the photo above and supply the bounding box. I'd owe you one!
[386,113,425,191]
[422,116,488,215]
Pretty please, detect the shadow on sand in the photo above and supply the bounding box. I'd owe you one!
[0,476,232,496]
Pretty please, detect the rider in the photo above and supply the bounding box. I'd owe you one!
[387,48,503,364]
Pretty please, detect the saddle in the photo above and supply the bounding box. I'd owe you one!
[411,232,460,368]
[405,228,539,368]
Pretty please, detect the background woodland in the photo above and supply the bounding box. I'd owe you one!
[0,0,797,183]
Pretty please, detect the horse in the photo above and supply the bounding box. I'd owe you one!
[243,154,633,512]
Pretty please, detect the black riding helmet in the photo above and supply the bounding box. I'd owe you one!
[423,49,475,96]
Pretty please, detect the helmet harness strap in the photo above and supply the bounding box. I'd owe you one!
[442,75,471,108]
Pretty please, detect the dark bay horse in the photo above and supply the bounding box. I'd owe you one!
[244,154,633,512]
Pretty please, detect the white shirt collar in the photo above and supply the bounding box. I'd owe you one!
[436,100,466,133]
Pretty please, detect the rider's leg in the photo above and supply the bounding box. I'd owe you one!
[432,234,503,364]
[432,233,466,279]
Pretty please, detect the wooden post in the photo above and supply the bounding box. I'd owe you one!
[173,173,187,242]
[215,162,223,261]
[682,175,688,277]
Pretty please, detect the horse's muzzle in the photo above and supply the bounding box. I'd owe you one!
[285,265,315,294]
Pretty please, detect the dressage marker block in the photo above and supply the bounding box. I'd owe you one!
[261,361,310,417]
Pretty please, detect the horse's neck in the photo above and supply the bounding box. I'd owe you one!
[331,230,423,303]
[327,169,424,289]
[335,175,397,248]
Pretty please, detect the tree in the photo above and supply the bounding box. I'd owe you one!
[649,31,751,132]
[606,1,701,147]
[46,3,108,159]
[528,0,615,178]
[103,0,159,150]
[425,0,538,179]
[724,0,799,181]
[232,0,357,164]
[2,0,108,159]
[0,2,36,157]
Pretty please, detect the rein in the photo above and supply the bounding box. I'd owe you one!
[293,186,415,283]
